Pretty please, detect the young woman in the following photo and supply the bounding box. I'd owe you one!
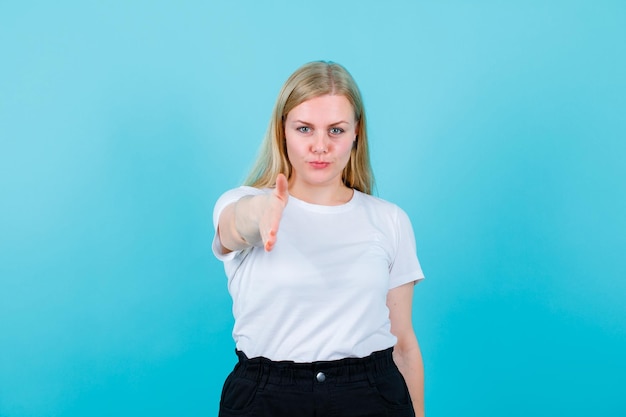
[212,61,425,417]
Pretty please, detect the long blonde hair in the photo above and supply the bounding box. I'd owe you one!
[244,61,374,194]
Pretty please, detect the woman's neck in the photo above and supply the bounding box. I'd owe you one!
[288,182,354,206]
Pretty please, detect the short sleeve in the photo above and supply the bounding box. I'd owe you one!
[388,207,425,289]
[212,186,266,262]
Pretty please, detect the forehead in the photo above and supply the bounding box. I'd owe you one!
[287,94,355,122]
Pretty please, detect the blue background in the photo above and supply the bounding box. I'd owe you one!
[1,1,625,416]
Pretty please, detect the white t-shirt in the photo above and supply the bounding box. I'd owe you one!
[212,186,425,362]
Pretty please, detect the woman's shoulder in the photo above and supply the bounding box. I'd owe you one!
[214,186,270,214]
[218,185,269,200]
[355,191,416,235]
[354,190,402,213]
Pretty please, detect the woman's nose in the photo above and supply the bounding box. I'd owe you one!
[312,133,329,154]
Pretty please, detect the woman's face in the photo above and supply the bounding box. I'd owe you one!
[284,94,357,192]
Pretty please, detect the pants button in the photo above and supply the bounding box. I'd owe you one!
[316,372,326,382]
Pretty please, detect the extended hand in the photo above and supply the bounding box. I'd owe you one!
[259,173,289,252]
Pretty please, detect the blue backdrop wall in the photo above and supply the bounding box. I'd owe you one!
[1,1,624,416]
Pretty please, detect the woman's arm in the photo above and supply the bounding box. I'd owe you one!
[387,282,425,417]
[218,174,289,253]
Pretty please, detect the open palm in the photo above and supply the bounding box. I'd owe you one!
[259,173,289,252]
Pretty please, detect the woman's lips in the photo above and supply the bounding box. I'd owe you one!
[308,161,330,169]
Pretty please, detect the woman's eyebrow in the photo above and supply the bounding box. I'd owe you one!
[291,119,350,125]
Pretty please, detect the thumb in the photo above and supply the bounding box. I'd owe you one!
[275,173,289,202]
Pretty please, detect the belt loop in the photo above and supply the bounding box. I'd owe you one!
[235,350,247,374]
[346,361,352,382]
[257,360,269,390]
[365,360,376,386]
[285,366,294,385]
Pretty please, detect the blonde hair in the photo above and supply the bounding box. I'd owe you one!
[244,61,374,194]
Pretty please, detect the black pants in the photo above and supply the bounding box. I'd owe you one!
[218,347,415,417]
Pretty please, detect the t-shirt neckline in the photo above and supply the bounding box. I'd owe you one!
[288,189,359,213]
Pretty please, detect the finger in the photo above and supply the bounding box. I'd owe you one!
[264,233,276,252]
[263,228,276,252]
[275,173,289,201]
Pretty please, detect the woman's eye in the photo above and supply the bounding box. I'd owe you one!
[297,126,311,133]
[330,127,344,135]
